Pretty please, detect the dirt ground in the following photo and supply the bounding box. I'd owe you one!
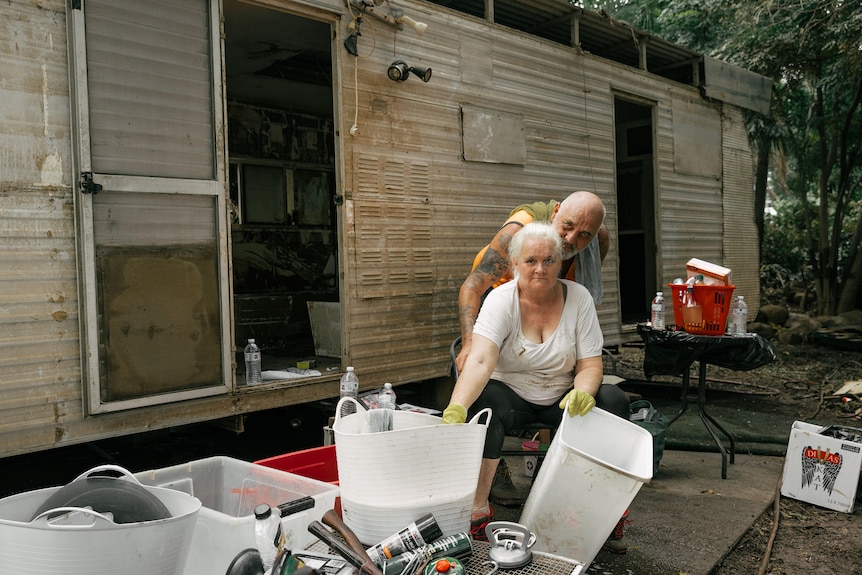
[613,338,862,575]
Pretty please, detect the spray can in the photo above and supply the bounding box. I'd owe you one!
[366,513,442,565]
[380,532,472,575]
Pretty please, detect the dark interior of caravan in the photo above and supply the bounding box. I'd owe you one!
[224,1,337,370]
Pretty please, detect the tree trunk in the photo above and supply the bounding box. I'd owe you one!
[838,207,862,313]
[754,132,770,261]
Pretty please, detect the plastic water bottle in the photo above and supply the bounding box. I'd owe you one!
[378,382,397,410]
[650,291,665,330]
[244,339,261,385]
[340,366,360,414]
[254,503,283,573]
[731,295,748,336]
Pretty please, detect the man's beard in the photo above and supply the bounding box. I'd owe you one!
[562,244,579,260]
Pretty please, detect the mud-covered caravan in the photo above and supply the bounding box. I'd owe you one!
[1,0,770,458]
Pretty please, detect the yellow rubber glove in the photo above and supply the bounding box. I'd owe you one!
[442,403,467,424]
[559,389,596,417]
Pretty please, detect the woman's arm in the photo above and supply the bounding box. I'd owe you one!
[560,354,604,417]
[573,354,603,397]
[449,334,500,411]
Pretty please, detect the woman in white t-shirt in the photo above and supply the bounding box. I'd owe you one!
[442,221,630,541]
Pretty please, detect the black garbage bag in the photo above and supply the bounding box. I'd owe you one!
[637,324,777,378]
[630,400,669,476]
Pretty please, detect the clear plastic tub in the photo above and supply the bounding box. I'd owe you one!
[519,408,653,570]
[135,456,338,575]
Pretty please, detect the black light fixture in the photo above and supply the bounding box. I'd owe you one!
[387,60,432,82]
[387,60,410,81]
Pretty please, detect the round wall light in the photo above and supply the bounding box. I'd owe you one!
[387,60,410,81]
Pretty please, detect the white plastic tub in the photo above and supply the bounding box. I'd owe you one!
[135,456,339,575]
[0,466,200,575]
[333,398,489,545]
[519,407,653,570]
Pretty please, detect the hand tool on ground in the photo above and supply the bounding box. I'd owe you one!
[307,519,382,575]
[321,509,384,573]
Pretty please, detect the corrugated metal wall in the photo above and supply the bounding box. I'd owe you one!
[338,6,623,386]
[0,1,82,453]
[722,106,760,317]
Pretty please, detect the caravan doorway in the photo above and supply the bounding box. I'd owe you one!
[224,1,339,375]
[614,98,657,327]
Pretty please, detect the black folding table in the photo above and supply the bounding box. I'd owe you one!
[637,325,776,478]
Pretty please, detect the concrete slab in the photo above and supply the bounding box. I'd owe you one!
[493,442,783,575]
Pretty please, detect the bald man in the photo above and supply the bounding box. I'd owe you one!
[456,191,609,374]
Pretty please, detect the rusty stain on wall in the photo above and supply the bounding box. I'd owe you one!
[51,311,68,321]
[100,248,222,401]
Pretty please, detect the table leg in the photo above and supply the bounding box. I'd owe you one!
[666,370,691,425]
[696,361,736,479]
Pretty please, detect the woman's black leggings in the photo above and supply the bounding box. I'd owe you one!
[468,380,631,459]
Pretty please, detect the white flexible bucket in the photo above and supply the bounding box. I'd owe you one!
[333,398,489,545]
[519,408,653,571]
[0,465,201,575]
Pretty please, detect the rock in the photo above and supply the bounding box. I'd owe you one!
[839,309,862,324]
[756,304,790,326]
[777,329,806,344]
[786,313,821,332]
[748,322,775,338]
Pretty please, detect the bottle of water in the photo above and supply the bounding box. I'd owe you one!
[254,503,283,573]
[244,339,262,385]
[732,295,748,336]
[650,291,665,330]
[378,382,397,410]
[340,366,360,414]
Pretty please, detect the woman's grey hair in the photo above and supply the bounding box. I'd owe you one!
[509,221,563,262]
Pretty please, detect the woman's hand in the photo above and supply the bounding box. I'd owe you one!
[559,389,596,417]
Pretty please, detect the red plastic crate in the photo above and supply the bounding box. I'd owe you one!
[255,444,339,485]
[669,284,735,335]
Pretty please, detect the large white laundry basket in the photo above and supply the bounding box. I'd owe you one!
[0,465,201,575]
[333,398,489,545]
[519,407,653,571]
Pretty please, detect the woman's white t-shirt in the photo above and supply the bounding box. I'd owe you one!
[472,278,604,406]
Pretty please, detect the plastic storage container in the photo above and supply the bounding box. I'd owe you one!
[669,284,735,335]
[256,445,339,485]
[519,408,653,571]
[333,397,489,545]
[134,456,338,575]
[0,465,200,575]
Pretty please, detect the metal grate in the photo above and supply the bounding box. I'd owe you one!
[306,538,584,575]
[464,541,584,575]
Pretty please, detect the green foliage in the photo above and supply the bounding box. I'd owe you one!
[762,198,809,279]
[603,0,862,313]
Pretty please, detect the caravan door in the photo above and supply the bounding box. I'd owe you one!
[69,0,232,413]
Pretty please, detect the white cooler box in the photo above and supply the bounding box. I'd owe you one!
[135,456,339,575]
